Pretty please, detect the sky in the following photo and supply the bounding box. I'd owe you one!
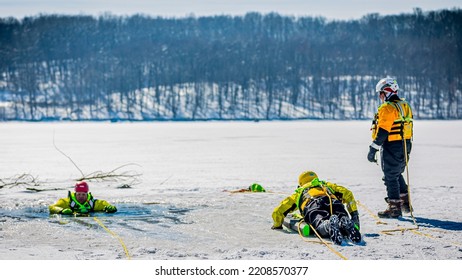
[0,0,461,20]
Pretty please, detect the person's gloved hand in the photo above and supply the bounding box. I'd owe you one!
[367,145,378,163]
[104,205,117,213]
[350,211,360,230]
[61,208,73,215]
[271,225,283,230]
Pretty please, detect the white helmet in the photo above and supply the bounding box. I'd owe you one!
[375,78,399,100]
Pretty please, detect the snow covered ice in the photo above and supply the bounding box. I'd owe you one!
[0,120,461,260]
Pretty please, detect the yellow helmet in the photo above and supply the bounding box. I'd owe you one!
[298,171,318,186]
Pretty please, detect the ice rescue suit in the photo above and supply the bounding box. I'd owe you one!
[49,191,114,214]
[371,95,413,200]
[272,179,358,233]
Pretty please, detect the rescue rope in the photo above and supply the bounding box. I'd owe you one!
[356,200,418,233]
[308,224,348,260]
[394,101,418,229]
[93,217,131,260]
[377,225,461,247]
[402,137,418,228]
[326,193,334,216]
[295,219,329,245]
[379,225,419,234]
[409,229,462,247]
[226,190,288,195]
[357,200,462,246]
[267,191,293,195]
[356,200,387,225]
[291,217,347,259]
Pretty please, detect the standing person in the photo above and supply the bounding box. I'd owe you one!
[367,77,413,218]
[49,181,117,215]
[271,171,361,245]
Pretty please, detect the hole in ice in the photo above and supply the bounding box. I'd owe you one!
[0,203,193,226]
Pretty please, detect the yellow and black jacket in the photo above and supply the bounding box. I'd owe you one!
[371,96,413,145]
[49,191,114,214]
[271,179,358,228]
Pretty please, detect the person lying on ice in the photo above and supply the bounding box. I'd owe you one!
[271,171,361,245]
[49,181,117,215]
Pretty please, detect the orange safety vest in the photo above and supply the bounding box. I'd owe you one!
[371,99,413,142]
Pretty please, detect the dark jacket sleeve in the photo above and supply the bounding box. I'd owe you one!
[373,127,389,146]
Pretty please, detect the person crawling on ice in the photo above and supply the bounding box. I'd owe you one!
[271,171,361,245]
[49,181,117,215]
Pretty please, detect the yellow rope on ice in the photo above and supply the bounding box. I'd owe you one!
[380,225,419,234]
[357,200,418,233]
[292,217,347,259]
[357,200,388,225]
[93,217,131,260]
[295,219,327,245]
[403,136,418,228]
[409,229,462,247]
[358,200,462,247]
[309,224,348,260]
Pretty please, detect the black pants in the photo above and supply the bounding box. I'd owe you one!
[381,140,412,200]
[301,196,348,236]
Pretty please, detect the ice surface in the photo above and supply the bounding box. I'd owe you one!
[0,120,461,260]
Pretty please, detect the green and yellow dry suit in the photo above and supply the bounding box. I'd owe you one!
[49,191,115,214]
[371,95,413,200]
[272,179,358,229]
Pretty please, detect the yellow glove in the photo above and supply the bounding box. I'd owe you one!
[61,208,73,215]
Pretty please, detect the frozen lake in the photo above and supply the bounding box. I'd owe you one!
[0,120,461,260]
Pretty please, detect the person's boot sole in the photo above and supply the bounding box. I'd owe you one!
[339,216,361,244]
[329,215,343,245]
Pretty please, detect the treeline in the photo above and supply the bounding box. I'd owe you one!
[0,9,461,121]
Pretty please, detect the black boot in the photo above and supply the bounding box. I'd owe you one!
[378,199,402,218]
[328,215,343,245]
[339,216,361,244]
[400,193,413,213]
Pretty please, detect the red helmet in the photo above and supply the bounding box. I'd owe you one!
[74,181,89,193]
